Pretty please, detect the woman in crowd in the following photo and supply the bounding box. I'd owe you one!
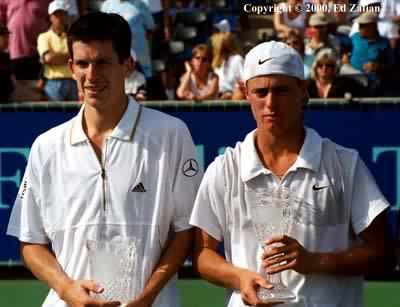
[274,0,309,38]
[308,48,366,98]
[176,44,219,101]
[210,32,243,100]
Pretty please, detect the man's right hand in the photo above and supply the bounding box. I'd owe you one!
[238,269,281,307]
[59,279,121,307]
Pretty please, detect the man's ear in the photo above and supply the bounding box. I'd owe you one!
[124,56,134,77]
[68,58,77,81]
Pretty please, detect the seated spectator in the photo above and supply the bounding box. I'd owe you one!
[274,0,310,38]
[283,31,310,79]
[37,1,78,101]
[210,32,243,100]
[304,13,341,69]
[125,51,147,101]
[350,11,394,94]
[0,23,15,102]
[176,44,218,101]
[308,48,367,98]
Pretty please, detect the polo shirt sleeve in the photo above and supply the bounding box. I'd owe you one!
[37,32,50,58]
[350,157,389,235]
[7,140,49,244]
[170,121,203,232]
[190,156,226,242]
[141,1,155,31]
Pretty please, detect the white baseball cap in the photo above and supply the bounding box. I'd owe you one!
[214,19,230,33]
[243,41,305,82]
[48,1,67,15]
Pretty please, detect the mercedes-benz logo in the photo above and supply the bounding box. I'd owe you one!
[182,159,199,177]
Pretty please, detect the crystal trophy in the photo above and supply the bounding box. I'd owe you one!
[86,237,140,305]
[250,188,296,304]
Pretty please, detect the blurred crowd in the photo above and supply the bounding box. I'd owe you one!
[0,0,400,103]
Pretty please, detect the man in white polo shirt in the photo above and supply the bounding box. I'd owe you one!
[190,41,390,307]
[7,12,201,307]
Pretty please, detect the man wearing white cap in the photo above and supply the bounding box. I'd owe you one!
[190,41,391,306]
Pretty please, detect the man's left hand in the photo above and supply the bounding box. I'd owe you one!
[262,235,316,275]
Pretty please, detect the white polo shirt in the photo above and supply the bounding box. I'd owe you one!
[7,97,202,307]
[190,128,389,307]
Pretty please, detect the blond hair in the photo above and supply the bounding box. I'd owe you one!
[211,32,242,69]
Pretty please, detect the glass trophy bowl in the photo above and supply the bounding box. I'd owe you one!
[86,237,140,305]
[250,189,296,304]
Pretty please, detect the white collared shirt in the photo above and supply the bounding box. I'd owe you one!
[7,97,202,307]
[190,127,389,307]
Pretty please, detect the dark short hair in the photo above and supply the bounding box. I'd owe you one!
[67,12,131,64]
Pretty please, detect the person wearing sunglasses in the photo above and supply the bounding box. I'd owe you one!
[308,48,366,98]
[176,44,219,102]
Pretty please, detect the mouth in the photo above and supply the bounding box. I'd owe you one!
[84,85,106,95]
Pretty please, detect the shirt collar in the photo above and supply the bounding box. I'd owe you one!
[70,96,141,145]
[240,127,322,182]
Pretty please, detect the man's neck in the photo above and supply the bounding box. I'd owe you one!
[83,95,128,138]
[254,127,305,177]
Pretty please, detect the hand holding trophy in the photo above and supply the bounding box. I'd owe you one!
[250,188,296,304]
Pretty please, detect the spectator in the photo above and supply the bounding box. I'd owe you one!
[61,0,88,24]
[211,32,244,100]
[125,50,147,101]
[308,48,366,98]
[37,1,78,101]
[176,44,218,101]
[0,0,51,101]
[284,31,311,79]
[304,13,341,70]
[101,0,155,79]
[350,0,400,49]
[190,40,390,307]
[0,23,15,102]
[274,0,310,38]
[350,11,394,94]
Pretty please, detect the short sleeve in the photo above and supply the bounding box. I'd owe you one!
[37,32,49,58]
[140,0,155,31]
[350,157,389,235]
[189,157,226,242]
[170,121,203,232]
[7,140,49,244]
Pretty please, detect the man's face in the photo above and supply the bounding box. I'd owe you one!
[359,23,377,39]
[245,75,307,136]
[69,40,130,109]
[50,10,68,29]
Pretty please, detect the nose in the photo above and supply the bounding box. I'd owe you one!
[87,63,99,81]
[264,92,275,111]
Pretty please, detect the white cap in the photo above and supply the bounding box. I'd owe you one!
[48,1,67,15]
[358,0,380,7]
[243,41,305,82]
[214,19,230,33]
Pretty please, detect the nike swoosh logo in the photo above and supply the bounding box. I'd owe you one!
[313,184,328,191]
[258,57,273,65]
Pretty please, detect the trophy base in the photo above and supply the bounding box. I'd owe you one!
[257,283,296,303]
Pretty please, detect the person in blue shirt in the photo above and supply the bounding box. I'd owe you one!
[101,0,155,79]
[350,11,393,95]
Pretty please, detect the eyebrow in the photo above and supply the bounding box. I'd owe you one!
[251,85,290,93]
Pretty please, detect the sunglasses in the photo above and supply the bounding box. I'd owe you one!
[194,56,209,62]
[317,63,335,69]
